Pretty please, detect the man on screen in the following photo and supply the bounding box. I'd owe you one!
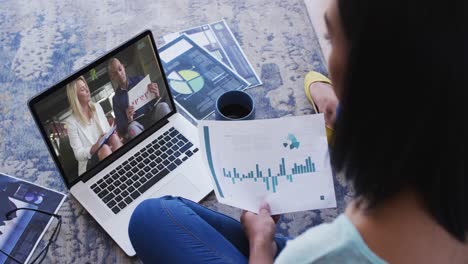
[108,58,171,140]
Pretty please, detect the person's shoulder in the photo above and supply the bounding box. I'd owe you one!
[113,88,124,96]
[94,103,106,117]
[275,215,358,263]
[276,214,387,264]
[65,113,79,129]
[94,102,104,112]
[65,113,77,124]
[112,90,124,105]
[128,76,144,87]
[130,76,143,82]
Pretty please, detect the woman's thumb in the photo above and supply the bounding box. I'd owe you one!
[259,201,271,216]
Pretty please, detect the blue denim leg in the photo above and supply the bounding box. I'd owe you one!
[128,196,288,263]
[180,197,288,258]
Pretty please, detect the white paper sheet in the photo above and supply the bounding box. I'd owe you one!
[198,114,337,214]
[127,75,155,112]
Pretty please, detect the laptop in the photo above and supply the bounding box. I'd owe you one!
[28,30,213,256]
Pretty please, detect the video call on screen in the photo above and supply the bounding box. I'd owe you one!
[34,36,172,183]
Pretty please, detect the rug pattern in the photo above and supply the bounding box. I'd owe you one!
[0,0,352,262]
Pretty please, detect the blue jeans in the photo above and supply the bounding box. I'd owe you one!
[128,196,288,263]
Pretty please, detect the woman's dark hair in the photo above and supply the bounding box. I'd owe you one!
[332,0,466,241]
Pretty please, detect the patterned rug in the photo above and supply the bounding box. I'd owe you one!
[0,0,351,262]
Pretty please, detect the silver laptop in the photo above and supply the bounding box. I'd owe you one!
[28,30,213,256]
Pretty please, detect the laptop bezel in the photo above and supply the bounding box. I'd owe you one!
[28,30,178,189]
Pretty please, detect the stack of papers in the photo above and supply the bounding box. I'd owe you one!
[159,20,262,121]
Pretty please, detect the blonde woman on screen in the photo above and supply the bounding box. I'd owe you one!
[66,76,123,176]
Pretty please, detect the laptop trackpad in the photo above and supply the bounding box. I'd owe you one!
[151,174,200,198]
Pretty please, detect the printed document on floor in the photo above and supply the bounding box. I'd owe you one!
[162,20,262,88]
[159,34,250,121]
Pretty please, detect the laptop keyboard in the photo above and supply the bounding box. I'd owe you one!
[90,127,199,214]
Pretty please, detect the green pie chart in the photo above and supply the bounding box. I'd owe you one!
[168,69,205,95]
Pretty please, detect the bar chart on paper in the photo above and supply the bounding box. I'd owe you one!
[199,115,337,215]
[222,156,316,193]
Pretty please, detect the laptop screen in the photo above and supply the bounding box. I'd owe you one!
[29,32,175,187]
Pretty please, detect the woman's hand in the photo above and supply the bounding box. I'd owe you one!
[241,202,278,264]
[126,105,135,122]
[90,134,105,155]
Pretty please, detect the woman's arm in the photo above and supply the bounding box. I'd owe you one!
[248,238,276,264]
[67,119,92,161]
[95,103,111,132]
[241,203,278,264]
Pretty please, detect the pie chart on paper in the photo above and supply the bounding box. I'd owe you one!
[168,69,205,95]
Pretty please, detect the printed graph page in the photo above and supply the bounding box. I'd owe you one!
[198,114,337,215]
[159,34,250,121]
[162,20,262,88]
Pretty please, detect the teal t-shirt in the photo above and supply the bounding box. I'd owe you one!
[275,214,387,264]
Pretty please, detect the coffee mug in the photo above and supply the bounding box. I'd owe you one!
[215,90,255,120]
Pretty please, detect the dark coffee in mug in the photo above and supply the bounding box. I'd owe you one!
[215,90,255,120]
[219,104,252,119]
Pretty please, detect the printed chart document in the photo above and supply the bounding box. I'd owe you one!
[159,34,250,121]
[162,20,262,88]
[198,114,337,215]
[0,173,65,264]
